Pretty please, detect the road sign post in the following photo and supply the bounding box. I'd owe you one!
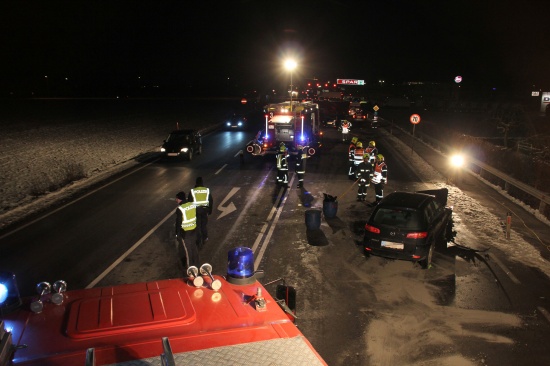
[410,114,421,153]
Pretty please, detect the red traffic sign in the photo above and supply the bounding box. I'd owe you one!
[410,114,421,124]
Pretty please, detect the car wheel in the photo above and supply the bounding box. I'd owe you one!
[419,241,435,269]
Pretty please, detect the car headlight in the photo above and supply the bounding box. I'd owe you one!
[226,122,231,126]
[238,121,243,126]
[181,148,189,153]
[161,147,166,152]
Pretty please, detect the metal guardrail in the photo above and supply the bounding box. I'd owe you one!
[385,120,550,217]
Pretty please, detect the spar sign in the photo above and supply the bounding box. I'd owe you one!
[337,79,365,85]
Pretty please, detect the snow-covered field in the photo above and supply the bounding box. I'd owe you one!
[0,98,237,229]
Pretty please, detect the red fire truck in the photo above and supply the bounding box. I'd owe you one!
[246,101,322,157]
[0,247,327,365]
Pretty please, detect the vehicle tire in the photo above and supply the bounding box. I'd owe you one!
[419,241,435,269]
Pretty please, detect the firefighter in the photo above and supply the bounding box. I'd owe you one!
[356,154,373,201]
[370,154,388,206]
[348,137,358,180]
[276,144,289,187]
[340,120,352,142]
[365,140,378,164]
[295,144,308,188]
[353,141,365,172]
[175,192,200,269]
[188,177,213,250]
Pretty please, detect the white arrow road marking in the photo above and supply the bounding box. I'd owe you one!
[217,187,240,220]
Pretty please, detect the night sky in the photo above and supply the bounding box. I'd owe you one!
[1,0,549,96]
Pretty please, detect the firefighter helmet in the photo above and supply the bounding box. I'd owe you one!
[351,136,358,144]
[356,141,363,148]
[377,154,384,161]
[279,142,287,152]
[369,141,376,147]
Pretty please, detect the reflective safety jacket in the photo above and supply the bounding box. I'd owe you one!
[190,187,210,207]
[295,148,307,173]
[348,143,356,162]
[364,146,378,164]
[277,154,289,171]
[177,202,197,231]
[371,162,387,184]
[354,147,365,166]
[355,161,372,182]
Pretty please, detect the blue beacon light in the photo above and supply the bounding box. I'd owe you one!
[0,271,22,315]
[227,247,257,285]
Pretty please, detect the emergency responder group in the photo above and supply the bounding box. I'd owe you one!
[175,176,213,270]
[348,138,387,205]
[276,142,310,189]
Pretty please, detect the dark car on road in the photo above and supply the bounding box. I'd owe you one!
[363,188,454,269]
[224,114,247,130]
[160,129,202,160]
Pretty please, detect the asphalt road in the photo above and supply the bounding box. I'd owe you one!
[1,118,549,365]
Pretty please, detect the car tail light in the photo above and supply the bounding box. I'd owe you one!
[406,232,428,239]
[365,224,380,234]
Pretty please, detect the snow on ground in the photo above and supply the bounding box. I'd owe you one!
[0,108,549,277]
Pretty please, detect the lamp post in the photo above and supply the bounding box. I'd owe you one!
[284,59,297,112]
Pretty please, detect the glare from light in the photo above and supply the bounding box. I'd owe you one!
[0,283,8,304]
[181,148,189,152]
[284,59,297,71]
[450,154,464,167]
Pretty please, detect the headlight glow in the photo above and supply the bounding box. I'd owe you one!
[181,148,189,152]
[161,147,166,152]
[226,122,231,126]
[450,154,464,167]
[0,283,8,304]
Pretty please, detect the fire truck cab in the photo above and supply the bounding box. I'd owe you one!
[0,248,327,366]
[246,101,322,157]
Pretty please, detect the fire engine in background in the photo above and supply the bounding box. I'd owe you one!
[246,100,322,157]
[0,247,327,365]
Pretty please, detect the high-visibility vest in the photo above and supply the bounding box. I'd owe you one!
[178,202,197,231]
[371,162,387,184]
[348,144,356,162]
[365,147,378,163]
[190,187,210,207]
[277,154,288,170]
[354,148,365,166]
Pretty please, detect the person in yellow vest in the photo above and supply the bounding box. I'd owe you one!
[348,136,358,180]
[175,191,199,269]
[188,177,213,249]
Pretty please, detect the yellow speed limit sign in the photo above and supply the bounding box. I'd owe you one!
[410,114,421,124]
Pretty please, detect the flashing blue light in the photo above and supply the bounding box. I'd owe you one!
[300,134,306,141]
[0,283,7,304]
[227,247,254,279]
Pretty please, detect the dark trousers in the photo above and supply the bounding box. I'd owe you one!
[277,169,288,184]
[374,183,384,202]
[348,161,355,179]
[357,179,369,199]
[177,228,199,270]
[196,206,209,246]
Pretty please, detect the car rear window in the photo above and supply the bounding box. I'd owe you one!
[372,208,423,230]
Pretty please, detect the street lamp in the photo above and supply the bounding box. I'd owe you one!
[284,59,297,111]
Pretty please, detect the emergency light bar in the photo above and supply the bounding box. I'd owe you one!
[0,271,22,315]
[227,247,263,285]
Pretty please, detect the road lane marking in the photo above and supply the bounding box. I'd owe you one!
[254,175,295,269]
[215,164,228,175]
[217,187,240,220]
[86,208,173,289]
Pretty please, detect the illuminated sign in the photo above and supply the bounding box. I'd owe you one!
[337,79,365,85]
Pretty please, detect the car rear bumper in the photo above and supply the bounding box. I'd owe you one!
[364,239,429,262]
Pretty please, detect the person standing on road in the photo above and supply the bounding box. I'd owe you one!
[356,155,373,201]
[175,191,199,269]
[295,144,308,188]
[353,141,365,173]
[365,140,378,164]
[370,154,388,206]
[276,144,289,187]
[188,177,213,250]
[348,136,358,180]
[340,120,351,142]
